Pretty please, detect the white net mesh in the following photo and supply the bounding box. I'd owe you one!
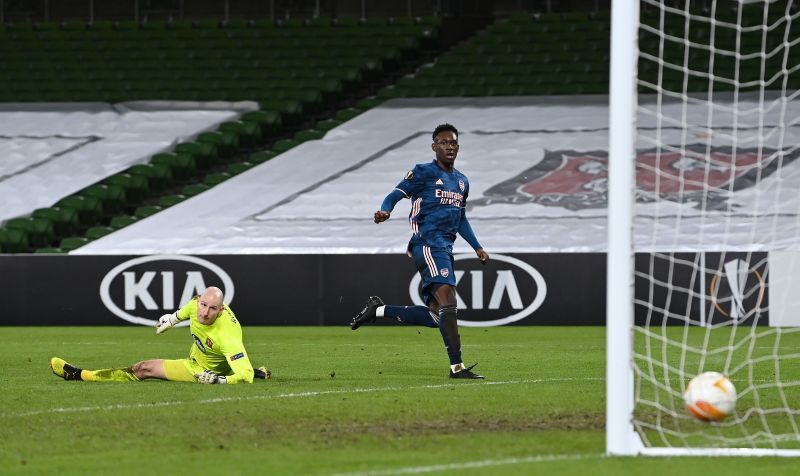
[632,0,800,450]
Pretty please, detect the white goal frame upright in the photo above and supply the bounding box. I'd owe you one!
[606,0,800,457]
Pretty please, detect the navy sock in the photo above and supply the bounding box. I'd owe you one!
[383,305,439,328]
[438,306,462,365]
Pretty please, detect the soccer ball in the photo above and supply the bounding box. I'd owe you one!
[683,371,737,422]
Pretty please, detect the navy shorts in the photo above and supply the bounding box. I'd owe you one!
[409,244,455,305]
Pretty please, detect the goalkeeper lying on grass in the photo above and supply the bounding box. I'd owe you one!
[51,286,269,384]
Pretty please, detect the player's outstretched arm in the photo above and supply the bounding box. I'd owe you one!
[217,351,255,384]
[155,312,180,334]
[376,189,407,223]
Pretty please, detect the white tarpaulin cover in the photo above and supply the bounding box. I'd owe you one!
[34,96,800,255]
[0,101,252,224]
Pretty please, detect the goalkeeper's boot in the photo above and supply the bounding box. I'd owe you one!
[449,363,485,380]
[254,366,271,380]
[350,296,384,330]
[50,357,83,381]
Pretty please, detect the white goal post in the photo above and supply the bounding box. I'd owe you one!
[607,0,800,456]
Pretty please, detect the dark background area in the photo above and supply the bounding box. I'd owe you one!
[0,0,617,24]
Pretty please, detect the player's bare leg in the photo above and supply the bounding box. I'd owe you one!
[129,359,168,380]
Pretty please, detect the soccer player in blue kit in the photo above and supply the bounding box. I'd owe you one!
[350,123,490,379]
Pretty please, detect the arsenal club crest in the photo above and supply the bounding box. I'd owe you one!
[458,180,465,192]
[470,145,798,211]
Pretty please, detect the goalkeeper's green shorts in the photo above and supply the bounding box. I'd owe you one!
[163,358,204,382]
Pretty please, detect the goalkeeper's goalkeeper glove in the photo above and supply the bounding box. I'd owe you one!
[155,312,180,334]
[196,370,227,384]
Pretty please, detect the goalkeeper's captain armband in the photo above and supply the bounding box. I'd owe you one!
[155,312,180,334]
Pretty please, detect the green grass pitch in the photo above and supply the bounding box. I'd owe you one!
[1,326,799,475]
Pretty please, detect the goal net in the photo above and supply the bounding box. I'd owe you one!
[608,0,800,455]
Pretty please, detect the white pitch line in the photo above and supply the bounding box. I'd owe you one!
[1,377,602,418]
[328,453,603,476]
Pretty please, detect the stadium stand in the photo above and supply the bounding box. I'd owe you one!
[376,12,610,99]
[0,16,444,252]
[2,6,788,254]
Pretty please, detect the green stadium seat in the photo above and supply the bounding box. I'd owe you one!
[34,22,59,31]
[203,172,232,186]
[508,13,533,24]
[278,18,306,28]
[85,226,114,240]
[150,152,197,181]
[308,17,332,28]
[197,131,239,159]
[174,142,218,169]
[220,19,249,30]
[32,206,79,237]
[87,21,115,31]
[115,21,139,31]
[158,194,186,208]
[34,247,65,254]
[192,20,218,30]
[257,100,303,126]
[55,195,103,226]
[133,205,163,219]
[282,88,324,115]
[218,120,262,148]
[250,20,277,30]
[360,17,389,27]
[315,118,342,132]
[389,16,416,26]
[249,151,277,164]
[140,21,166,31]
[418,16,442,27]
[109,215,138,229]
[240,110,282,138]
[294,129,324,142]
[335,108,363,121]
[0,228,31,253]
[125,163,173,191]
[181,183,211,197]
[271,139,299,154]
[333,17,360,27]
[6,22,36,32]
[78,184,126,215]
[59,236,91,252]
[5,217,55,248]
[355,97,384,109]
[61,22,87,31]
[227,162,254,175]
[104,173,150,205]
[490,84,524,96]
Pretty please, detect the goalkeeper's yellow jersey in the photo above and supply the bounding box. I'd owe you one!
[176,296,254,384]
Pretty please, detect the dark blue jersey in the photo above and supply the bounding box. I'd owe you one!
[393,160,470,251]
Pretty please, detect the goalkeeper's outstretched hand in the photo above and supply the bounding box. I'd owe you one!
[196,370,227,384]
[156,312,180,334]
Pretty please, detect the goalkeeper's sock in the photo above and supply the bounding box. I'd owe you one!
[81,367,141,382]
[382,305,439,328]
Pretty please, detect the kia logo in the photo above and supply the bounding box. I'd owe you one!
[408,253,546,327]
[99,255,235,326]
